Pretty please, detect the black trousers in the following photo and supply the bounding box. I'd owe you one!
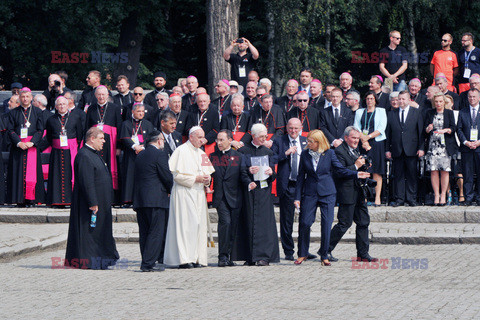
[216,199,241,261]
[279,181,296,256]
[392,154,418,203]
[461,151,480,202]
[136,207,168,269]
[329,189,370,257]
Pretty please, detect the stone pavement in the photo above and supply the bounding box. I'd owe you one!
[1,242,479,319]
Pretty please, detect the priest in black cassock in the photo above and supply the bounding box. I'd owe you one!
[119,104,154,205]
[250,94,285,148]
[43,97,83,206]
[187,93,220,155]
[65,127,119,269]
[220,93,252,149]
[85,86,122,192]
[286,90,321,136]
[6,88,45,206]
[233,123,280,266]
[166,93,189,139]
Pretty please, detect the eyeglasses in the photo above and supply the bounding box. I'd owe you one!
[297,99,308,102]
[134,93,143,96]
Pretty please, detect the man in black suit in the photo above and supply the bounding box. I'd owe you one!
[159,110,182,157]
[286,90,321,134]
[272,118,315,261]
[457,88,480,205]
[319,87,354,148]
[329,126,377,262]
[133,131,173,272]
[210,130,249,266]
[386,90,425,206]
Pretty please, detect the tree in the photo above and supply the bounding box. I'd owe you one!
[206,0,241,96]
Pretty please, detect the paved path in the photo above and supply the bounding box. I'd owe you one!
[1,242,479,319]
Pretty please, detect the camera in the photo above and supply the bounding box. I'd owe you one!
[236,38,244,43]
[358,154,372,171]
[52,80,62,93]
[357,154,376,199]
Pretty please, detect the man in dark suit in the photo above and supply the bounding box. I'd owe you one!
[159,110,183,157]
[329,126,377,262]
[113,75,133,108]
[457,88,480,205]
[386,90,425,206]
[286,90,321,135]
[319,87,354,147]
[272,118,315,261]
[133,130,173,272]
[210,130,249,267]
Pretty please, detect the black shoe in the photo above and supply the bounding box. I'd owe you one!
[306,253,317,260]
[357,254,378,262]
[140,267,154,272]
[406,201,418,207]
[327,252,338,262]
[226,260,236,266]
[193,263,205,268]
[218,260,228,267]
[256,260,269,266]
[243,261,256,266]
[179,263,194,269]
[390,201,404,207]
[285,255,295,261]
[153,265,165,272]
[463,201,473,206]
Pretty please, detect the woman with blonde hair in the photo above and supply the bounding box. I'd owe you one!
[294,130,369,266]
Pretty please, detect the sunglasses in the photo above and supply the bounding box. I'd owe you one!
[441,39,449,42]
[256,94,264,97]
[392,37,401,40]
[297,99,308,102]
[134,93,143,96]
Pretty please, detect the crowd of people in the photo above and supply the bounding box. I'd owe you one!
[3,30,480,270]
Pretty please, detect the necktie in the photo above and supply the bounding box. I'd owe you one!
[168,135,176,151]
[334,108,339,123]
[401,109,405,125]
[472,108,477,123]
[291,140,298,180]
[352,148,360,158]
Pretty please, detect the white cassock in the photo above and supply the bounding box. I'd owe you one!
[164,141,215,266]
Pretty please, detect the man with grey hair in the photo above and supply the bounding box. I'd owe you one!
[166,93,189,137]
[436,75,460,109]
[259,78,272,94]
[32,94,53,126]
[251,94,285,148]
[345,91,361,113]
[407,78,427,109]
[85,85,122,192]
[220,93,252,149]
[329,125,376,262]
[182,76,199,109]
[286,90,321,134]
[164,126,215,268]
[339,72,354,99]
[234,123,279,266]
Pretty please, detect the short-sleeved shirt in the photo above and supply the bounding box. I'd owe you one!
[379,45,408,81]
[227,52,256,88]
[457,47,480,84]
[430,50,459,89]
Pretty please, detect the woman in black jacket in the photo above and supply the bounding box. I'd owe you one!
[424,92,457,205]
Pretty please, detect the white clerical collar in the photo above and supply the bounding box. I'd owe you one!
[121,92,130,97]
[59,112,68,116]
[99,102,107,107]
[251,141,261,148]
[222,147,231,154]
[85,143,95,150]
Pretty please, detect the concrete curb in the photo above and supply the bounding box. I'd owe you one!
[0,234,67,261]
[1,206,480,224]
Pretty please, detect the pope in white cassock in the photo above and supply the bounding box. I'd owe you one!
[164,126,215,268]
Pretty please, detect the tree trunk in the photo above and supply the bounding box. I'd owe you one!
[113,11,143,87]
[266,1,277,95]
[206,0,241,97]
[405,6,419,78]
[325,0,332,82]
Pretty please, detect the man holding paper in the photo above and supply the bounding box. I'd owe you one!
[233,123,279,266]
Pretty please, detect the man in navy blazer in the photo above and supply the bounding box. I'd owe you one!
[133,131,173,272]
[457,88,480,205]
[159,110,183,157]
[272,118,313,261]
[386,90,425,206]
[319,87,354,147]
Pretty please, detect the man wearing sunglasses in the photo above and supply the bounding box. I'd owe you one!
[286,91,320,136]
[122,87,154,122]
[430,34,459,92]
[379,30,408,92]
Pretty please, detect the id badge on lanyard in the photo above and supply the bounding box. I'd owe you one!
[20,126,28,139]
[239,65,246,78]
[131,134,140,145]
[60,134,68,147]
[97,122,104,131]
[362,129,369,136]
[471,128,478,141]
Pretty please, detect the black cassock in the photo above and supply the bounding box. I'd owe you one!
[6,106,45,204]
[0,116,7,203]
[44,112,83,205]
[119,119,154,203]
[233,143,280,263]
[220,111,252,144]
[85,102,122,190]
[65,146,119,269]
